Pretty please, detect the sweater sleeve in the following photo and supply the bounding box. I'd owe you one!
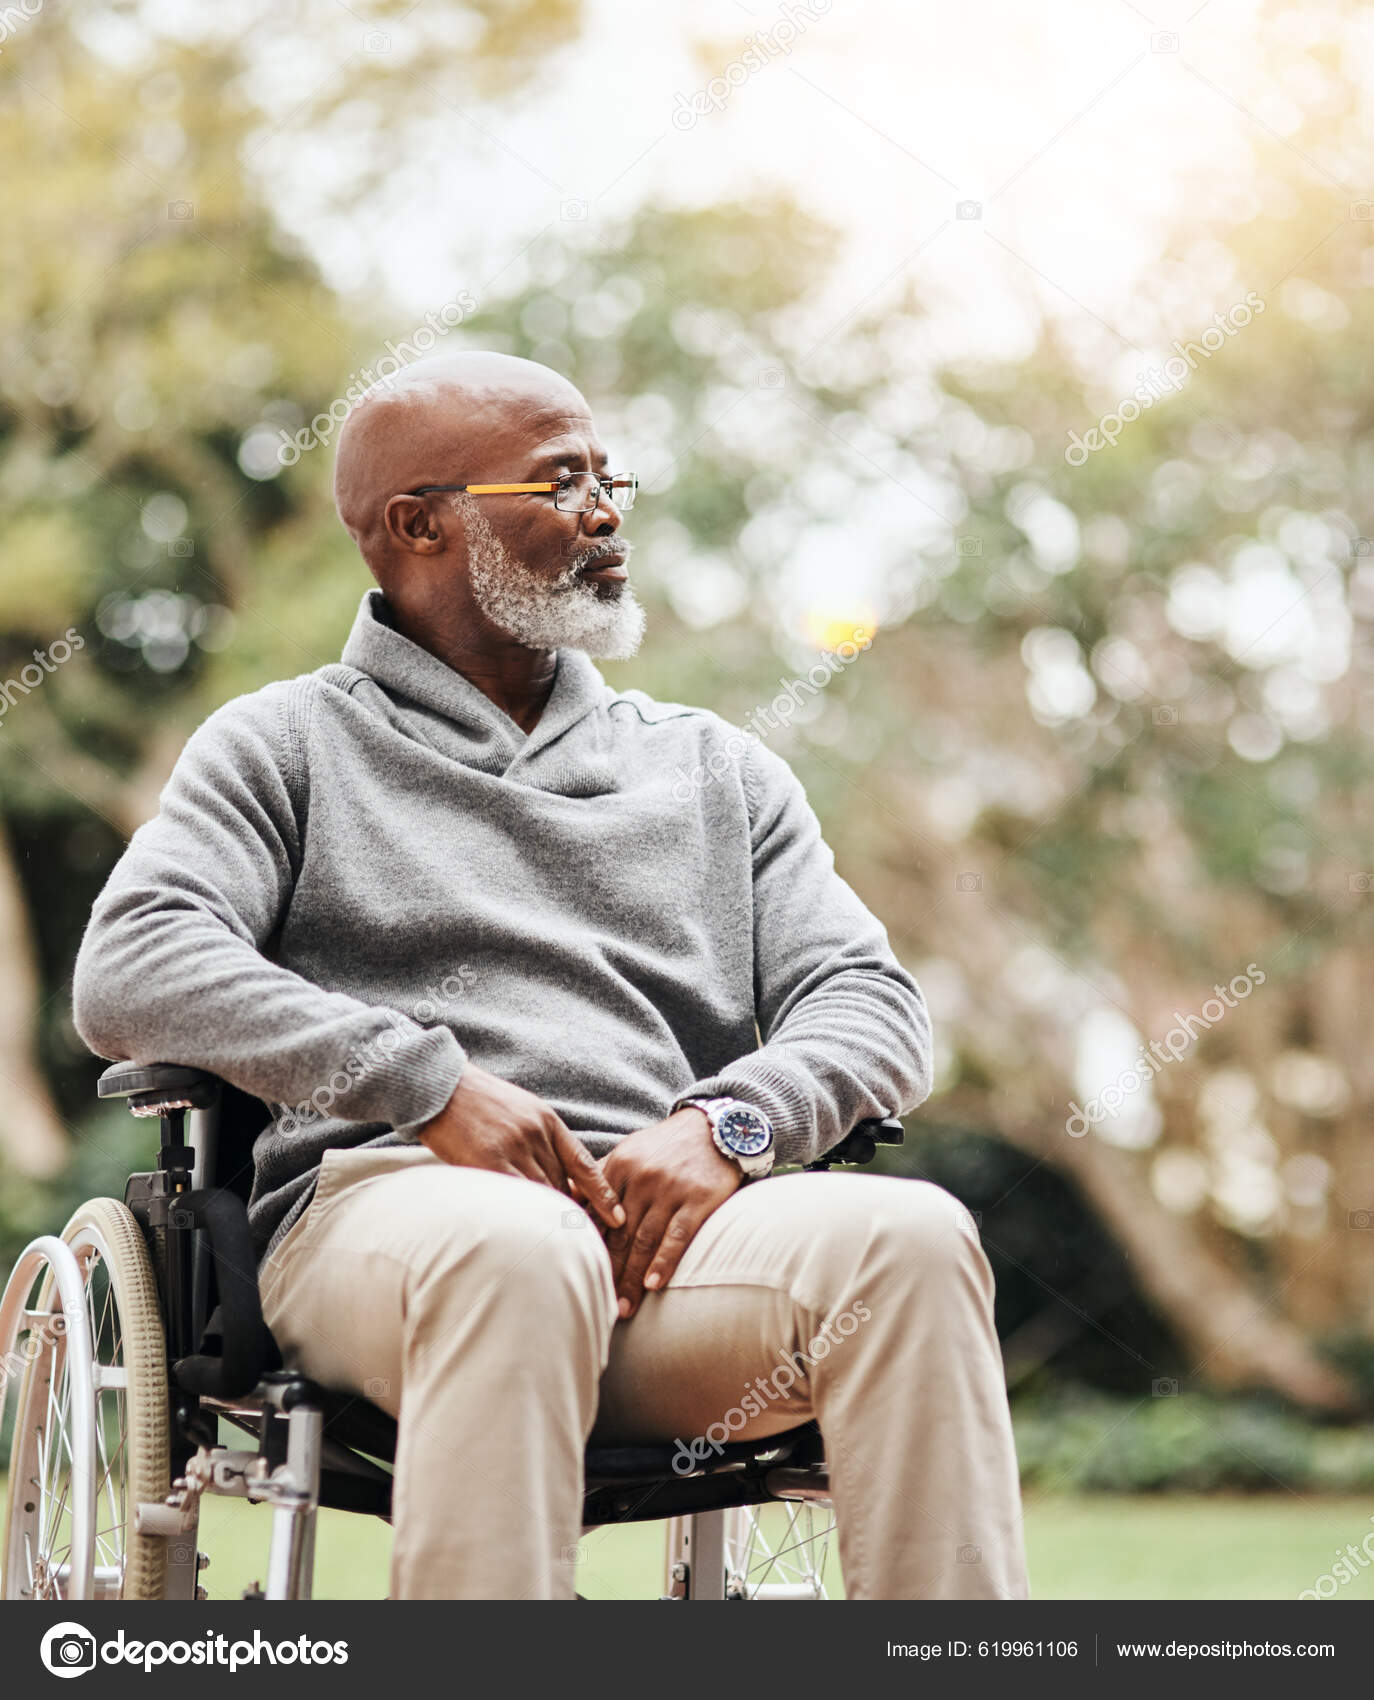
[71,677,465,1137]
[672,733,933,1166]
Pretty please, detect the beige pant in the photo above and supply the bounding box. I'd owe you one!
[259,1145,1028,1600]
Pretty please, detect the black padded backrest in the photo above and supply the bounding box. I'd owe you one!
[211,1084,273,1206]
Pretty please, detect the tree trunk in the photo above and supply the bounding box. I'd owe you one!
[1007,1114,1361,1414]
[0,818,68,1177]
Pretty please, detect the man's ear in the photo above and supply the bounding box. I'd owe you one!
[384,495,445,555]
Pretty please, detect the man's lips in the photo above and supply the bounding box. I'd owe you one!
[576,550,628,580]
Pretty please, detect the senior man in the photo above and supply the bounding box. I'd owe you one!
[73,351,1027,1601]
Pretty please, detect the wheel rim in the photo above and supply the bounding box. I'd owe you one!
[2,1205,168,1601]
[725,1500,836,1598]
[75,1232,133,1595]
[1,1239,97,1600]
[27,1304,79,1600]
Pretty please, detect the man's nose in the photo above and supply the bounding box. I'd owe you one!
[581,485,623,533]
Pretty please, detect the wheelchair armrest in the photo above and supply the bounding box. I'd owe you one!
[98,1061,223,1116]
[805,1116,905,1170]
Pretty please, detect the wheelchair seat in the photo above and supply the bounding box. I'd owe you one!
[88,1058,901,1558]
[312,1379,821,1485]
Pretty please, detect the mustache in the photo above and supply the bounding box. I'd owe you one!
[565,537,634,573]
[561,540,635,581]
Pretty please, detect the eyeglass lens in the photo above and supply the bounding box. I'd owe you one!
[555,473,637,511]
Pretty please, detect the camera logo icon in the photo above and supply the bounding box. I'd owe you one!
[41,1623,97,1678]
[955,200,982,221]
[1151,31,1180,52]
[955,1207,982,1243]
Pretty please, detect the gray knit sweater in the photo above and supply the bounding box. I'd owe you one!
[73,589,932,1259]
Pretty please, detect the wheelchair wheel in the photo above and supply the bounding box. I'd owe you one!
[724,1500,836,1599]
[1,1199,169,1600]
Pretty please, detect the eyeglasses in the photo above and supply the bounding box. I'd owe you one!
[410,472,638,512]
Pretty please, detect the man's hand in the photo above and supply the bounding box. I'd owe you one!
[416,1063,625,1233]
[597,1107,743,1319]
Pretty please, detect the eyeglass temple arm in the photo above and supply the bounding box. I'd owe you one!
[409,476,635,497]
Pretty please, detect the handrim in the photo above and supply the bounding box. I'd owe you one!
[1,1199,169,1601]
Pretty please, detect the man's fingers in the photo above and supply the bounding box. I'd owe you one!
[517,1141,567,1195]
[640,1208,698,1296]
[496,1158,545,1190]
[518,1123,575,1196]
[527,1156,568,1194]
[602,1191,644,1296]
[543,1156,576,1197]
[616,1207,672,1319]
[553,1124,626,1230]
[603,1218,634,1295]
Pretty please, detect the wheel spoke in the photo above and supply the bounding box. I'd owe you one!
[6,1212,167,1603]
[727,1500,834,1598]
[88,1250,130,1585]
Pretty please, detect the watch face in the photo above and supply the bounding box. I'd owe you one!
[717,1106,772,1156]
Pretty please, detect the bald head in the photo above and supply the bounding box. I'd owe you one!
[325,349,643,674]
[332,352,592,571]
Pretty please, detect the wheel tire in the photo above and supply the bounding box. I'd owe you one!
[2,1199,170,1600]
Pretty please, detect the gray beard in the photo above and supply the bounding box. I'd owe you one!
[457,497,646,660]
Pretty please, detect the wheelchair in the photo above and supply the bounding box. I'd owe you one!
[0,1061,903,1602]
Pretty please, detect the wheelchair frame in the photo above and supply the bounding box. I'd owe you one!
[0,1061,902,1602]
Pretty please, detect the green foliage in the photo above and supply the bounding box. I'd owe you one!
[0,1107,151,1278]
[1013,1385,1374,1494]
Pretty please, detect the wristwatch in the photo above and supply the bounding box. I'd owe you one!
[681,1096,775,1180]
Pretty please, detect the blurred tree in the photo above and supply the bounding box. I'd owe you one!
[450,178,1368,1405]
[0,2,582,1173]
[734,11,1374,1406]
[3,0,1372,1421]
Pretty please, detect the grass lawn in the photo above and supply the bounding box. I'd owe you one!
[8,1485,1364,1599]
